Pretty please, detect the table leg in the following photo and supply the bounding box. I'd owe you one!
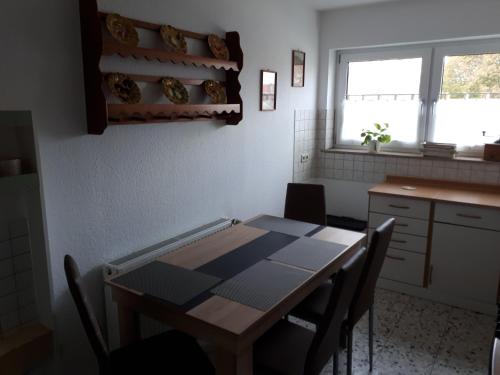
[215,346,253,375]
[117,305,140,346]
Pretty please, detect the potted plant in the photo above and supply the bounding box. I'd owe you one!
[361,123,392,153]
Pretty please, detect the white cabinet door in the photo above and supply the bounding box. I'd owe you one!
[431,222,500,305]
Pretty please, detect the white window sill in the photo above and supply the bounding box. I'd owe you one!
[322,148,494,164]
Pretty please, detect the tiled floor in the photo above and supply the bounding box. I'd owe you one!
[293,288,495,375]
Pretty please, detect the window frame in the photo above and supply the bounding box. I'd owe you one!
[427,40,500,156]
[333,38,500,155]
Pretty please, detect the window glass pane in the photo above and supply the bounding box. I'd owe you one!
[340,58,422,146]
[433,53,500,152]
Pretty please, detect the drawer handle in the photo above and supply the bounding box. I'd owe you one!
[391,239,407,244]
[394,223,409,227]
[386,255,406,261]
[389,204,410,209]
[456,213,482,220]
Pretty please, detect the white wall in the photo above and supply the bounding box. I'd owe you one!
[0,0,319,373]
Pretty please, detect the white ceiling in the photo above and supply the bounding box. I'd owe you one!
[306,0,407,10]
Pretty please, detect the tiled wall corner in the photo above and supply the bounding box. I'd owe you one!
[293,109,325,182]
[0,218,37,333]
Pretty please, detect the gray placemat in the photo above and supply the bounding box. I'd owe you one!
[268,236,347,271]
[112,261,221,306]
[246,215,319,237]
[211,260,312,311]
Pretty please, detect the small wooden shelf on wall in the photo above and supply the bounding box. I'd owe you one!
[78,1,244,135]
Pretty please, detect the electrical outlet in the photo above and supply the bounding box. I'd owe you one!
[300,153,310,163]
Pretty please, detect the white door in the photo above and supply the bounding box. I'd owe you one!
[431,222,500,305]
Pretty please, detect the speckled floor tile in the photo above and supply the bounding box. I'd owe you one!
[314,288,494,375]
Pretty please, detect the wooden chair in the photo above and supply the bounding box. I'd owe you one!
[64,255,215,375]
[253,247,367,375]
[284,183,327,226]
[290,218,395,375]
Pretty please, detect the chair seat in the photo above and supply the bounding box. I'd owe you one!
[109,330,214,375]
[290,282,332,325]
[254,320,315,375]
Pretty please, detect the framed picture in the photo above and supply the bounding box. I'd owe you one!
[292,50,305,87]
[260,70,277,111]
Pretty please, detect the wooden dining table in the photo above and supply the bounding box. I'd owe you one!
[106,215,366,375]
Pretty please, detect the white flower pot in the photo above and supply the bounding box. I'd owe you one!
[368,140,381,153]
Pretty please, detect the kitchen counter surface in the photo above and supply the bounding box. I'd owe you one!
[369,176,500,209]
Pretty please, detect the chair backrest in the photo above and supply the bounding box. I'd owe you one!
[304,247,367,375]
[284,183,326,226]
[64,255,109,367]
[348,218,395,326]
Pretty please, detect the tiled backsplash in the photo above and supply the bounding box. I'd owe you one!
[0,218,37,332]
[319,151,500,185]
[293,108,500,185]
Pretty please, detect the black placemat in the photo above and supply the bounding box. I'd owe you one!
[268,236,347,271]
[196,231,298,279]
[246,215,319,237]
[112,261,221,306]
[211,260,312,311]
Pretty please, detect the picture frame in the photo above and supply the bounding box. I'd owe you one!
[292,50,305,87]
[260,70,277,111]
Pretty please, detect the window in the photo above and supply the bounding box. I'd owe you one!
[334,40,500,155]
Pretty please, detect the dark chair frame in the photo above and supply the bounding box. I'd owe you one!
[254,247,367,375]
[64,255,214,375]
[289,218,395,375]
[344,218,394,375]
[284,183,327,226]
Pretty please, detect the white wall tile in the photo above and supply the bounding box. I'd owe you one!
[363,161,374,171]
[443,168,458,181]
[13,253,31,273]
[18,303,37,324]
[343,170,354,180]
[8,219,29,238]
[0,277,15,297]
[343,160,354,170]
[457,168,471,182]
[432,167,445,179]
[0,225,8,243]
[0,259,14,279]
[354,161,363,171]
[11,236,30,256]
[385,163,397,175]
[0,294,17,315]
[484,171,498,184]
[0,241,11,261]
[0,311,20,332]
[15,271,33,291]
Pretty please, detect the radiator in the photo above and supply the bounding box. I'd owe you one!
[103,218,233,349]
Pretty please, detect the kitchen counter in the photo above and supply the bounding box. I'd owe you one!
[369,176,500,209]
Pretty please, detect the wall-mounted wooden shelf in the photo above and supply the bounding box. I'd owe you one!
[108,104,241,124]
[78,1,244,134]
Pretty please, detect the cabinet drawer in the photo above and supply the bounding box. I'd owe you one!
[434,202,500,231]
[370,195,430,220]
[381,248,425,287]
[369,230,427,254]
[369,212,428,237]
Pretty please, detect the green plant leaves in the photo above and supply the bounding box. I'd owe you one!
[360,122,391,145]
